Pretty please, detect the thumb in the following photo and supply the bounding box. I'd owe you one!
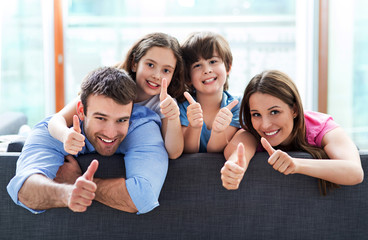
[160,78,168,102]
[184,91,196,105]
[73,115,81,134]
[83,160,98,181]
[236,142,246,168]
[225,100,239,111]
[261,137,276,156]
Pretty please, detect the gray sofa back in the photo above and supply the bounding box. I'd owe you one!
[1,151,367,240]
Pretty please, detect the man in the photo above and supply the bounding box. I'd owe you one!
[7,67,168,214]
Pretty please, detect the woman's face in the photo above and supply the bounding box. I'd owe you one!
[249,92,297,147]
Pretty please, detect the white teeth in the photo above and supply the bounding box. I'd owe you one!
[265,130,278,136]
[203,78,215,84]
[147,81,158,87]
[101,138,113,143]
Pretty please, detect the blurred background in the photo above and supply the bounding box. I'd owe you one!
[0,0,367,149]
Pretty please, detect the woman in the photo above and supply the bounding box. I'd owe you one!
[221,70,364,194]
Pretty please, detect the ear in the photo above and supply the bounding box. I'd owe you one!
[76,100,85,121]
[227,64,232,74]
[292,104,298,119]
[131,61,137,72]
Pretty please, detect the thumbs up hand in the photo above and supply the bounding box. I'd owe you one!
[184,92,203,129]
[261,137,296,175]
[212,100,238,133]
[68,160,98,212]
[221,143,247,190]
[159,78,180,120]
[62,115,85,155]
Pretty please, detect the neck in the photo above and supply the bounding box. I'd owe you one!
[196,91,223,111]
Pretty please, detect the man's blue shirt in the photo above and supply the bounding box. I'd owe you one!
[7,104,168,214]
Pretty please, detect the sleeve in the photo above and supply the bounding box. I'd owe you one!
[230,95,241,128]
[178,101,190,126]
[305,111,339,147]
[7,122,66,214]
[121,118,169,214]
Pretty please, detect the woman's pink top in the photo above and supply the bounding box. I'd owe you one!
[304,110,339,147]
[256,110,339,151]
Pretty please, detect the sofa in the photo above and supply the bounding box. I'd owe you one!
[1,149,367,240]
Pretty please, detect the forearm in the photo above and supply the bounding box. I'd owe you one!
[18,174,71,210]
[162,118,184,159]
[208,127,238,153]
[294,158,364,185]
[94,178,137,213]
[207,131,229,153]
[183,126,201,153]
[48,114,70,142]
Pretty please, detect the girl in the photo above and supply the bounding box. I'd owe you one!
[179,31,240,153]
[48,32,185,159]
[221,70,364,194]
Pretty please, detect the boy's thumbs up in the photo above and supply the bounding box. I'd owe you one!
[184,92,196,105]
[226,100,239,111]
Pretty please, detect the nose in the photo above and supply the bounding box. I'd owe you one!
[261,117,272,130]
[203,63,213,74]
[152,69,161,80]
[101,122,118,139]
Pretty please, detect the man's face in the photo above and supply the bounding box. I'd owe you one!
[77,94,132,156]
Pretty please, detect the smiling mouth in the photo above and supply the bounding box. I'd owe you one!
[146,80,160,88]
[202,77,216,84]
[264,130,279,136]
[98,137,116,144]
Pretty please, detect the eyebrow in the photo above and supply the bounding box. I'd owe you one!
[93,112,130,120]
[250,106,281,112]
[146,58,175,70]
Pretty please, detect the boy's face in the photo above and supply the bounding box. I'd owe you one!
[189,51,229,95]
[77,95,132,156]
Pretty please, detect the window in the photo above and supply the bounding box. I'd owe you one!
[328,0,368,149]
[0,0,46,126]
[64,0,315,110]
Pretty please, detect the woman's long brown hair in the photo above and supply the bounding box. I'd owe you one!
[239,70,339,195]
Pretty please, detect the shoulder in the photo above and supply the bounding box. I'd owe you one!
[223,91,241,113]
[128,104,162,132]
[304,110,339,147]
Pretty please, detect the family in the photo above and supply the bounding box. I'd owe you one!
[7,32,364,214]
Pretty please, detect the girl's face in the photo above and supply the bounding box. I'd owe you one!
[249,92,297,147]
[132,46,177,102]
[189,51,229,96]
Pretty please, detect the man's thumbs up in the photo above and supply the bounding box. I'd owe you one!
[83,160,99,181]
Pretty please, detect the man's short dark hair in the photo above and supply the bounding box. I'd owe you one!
[80,67,137,114]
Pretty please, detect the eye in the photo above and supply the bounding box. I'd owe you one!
[192,63,200,69]
[147,63,154,68]
[270,110,280,115]
[209,59,217,64]
[96,117,105,121]
[251,113,260,117]
[117,118,129,123]
[163,68,171,74]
